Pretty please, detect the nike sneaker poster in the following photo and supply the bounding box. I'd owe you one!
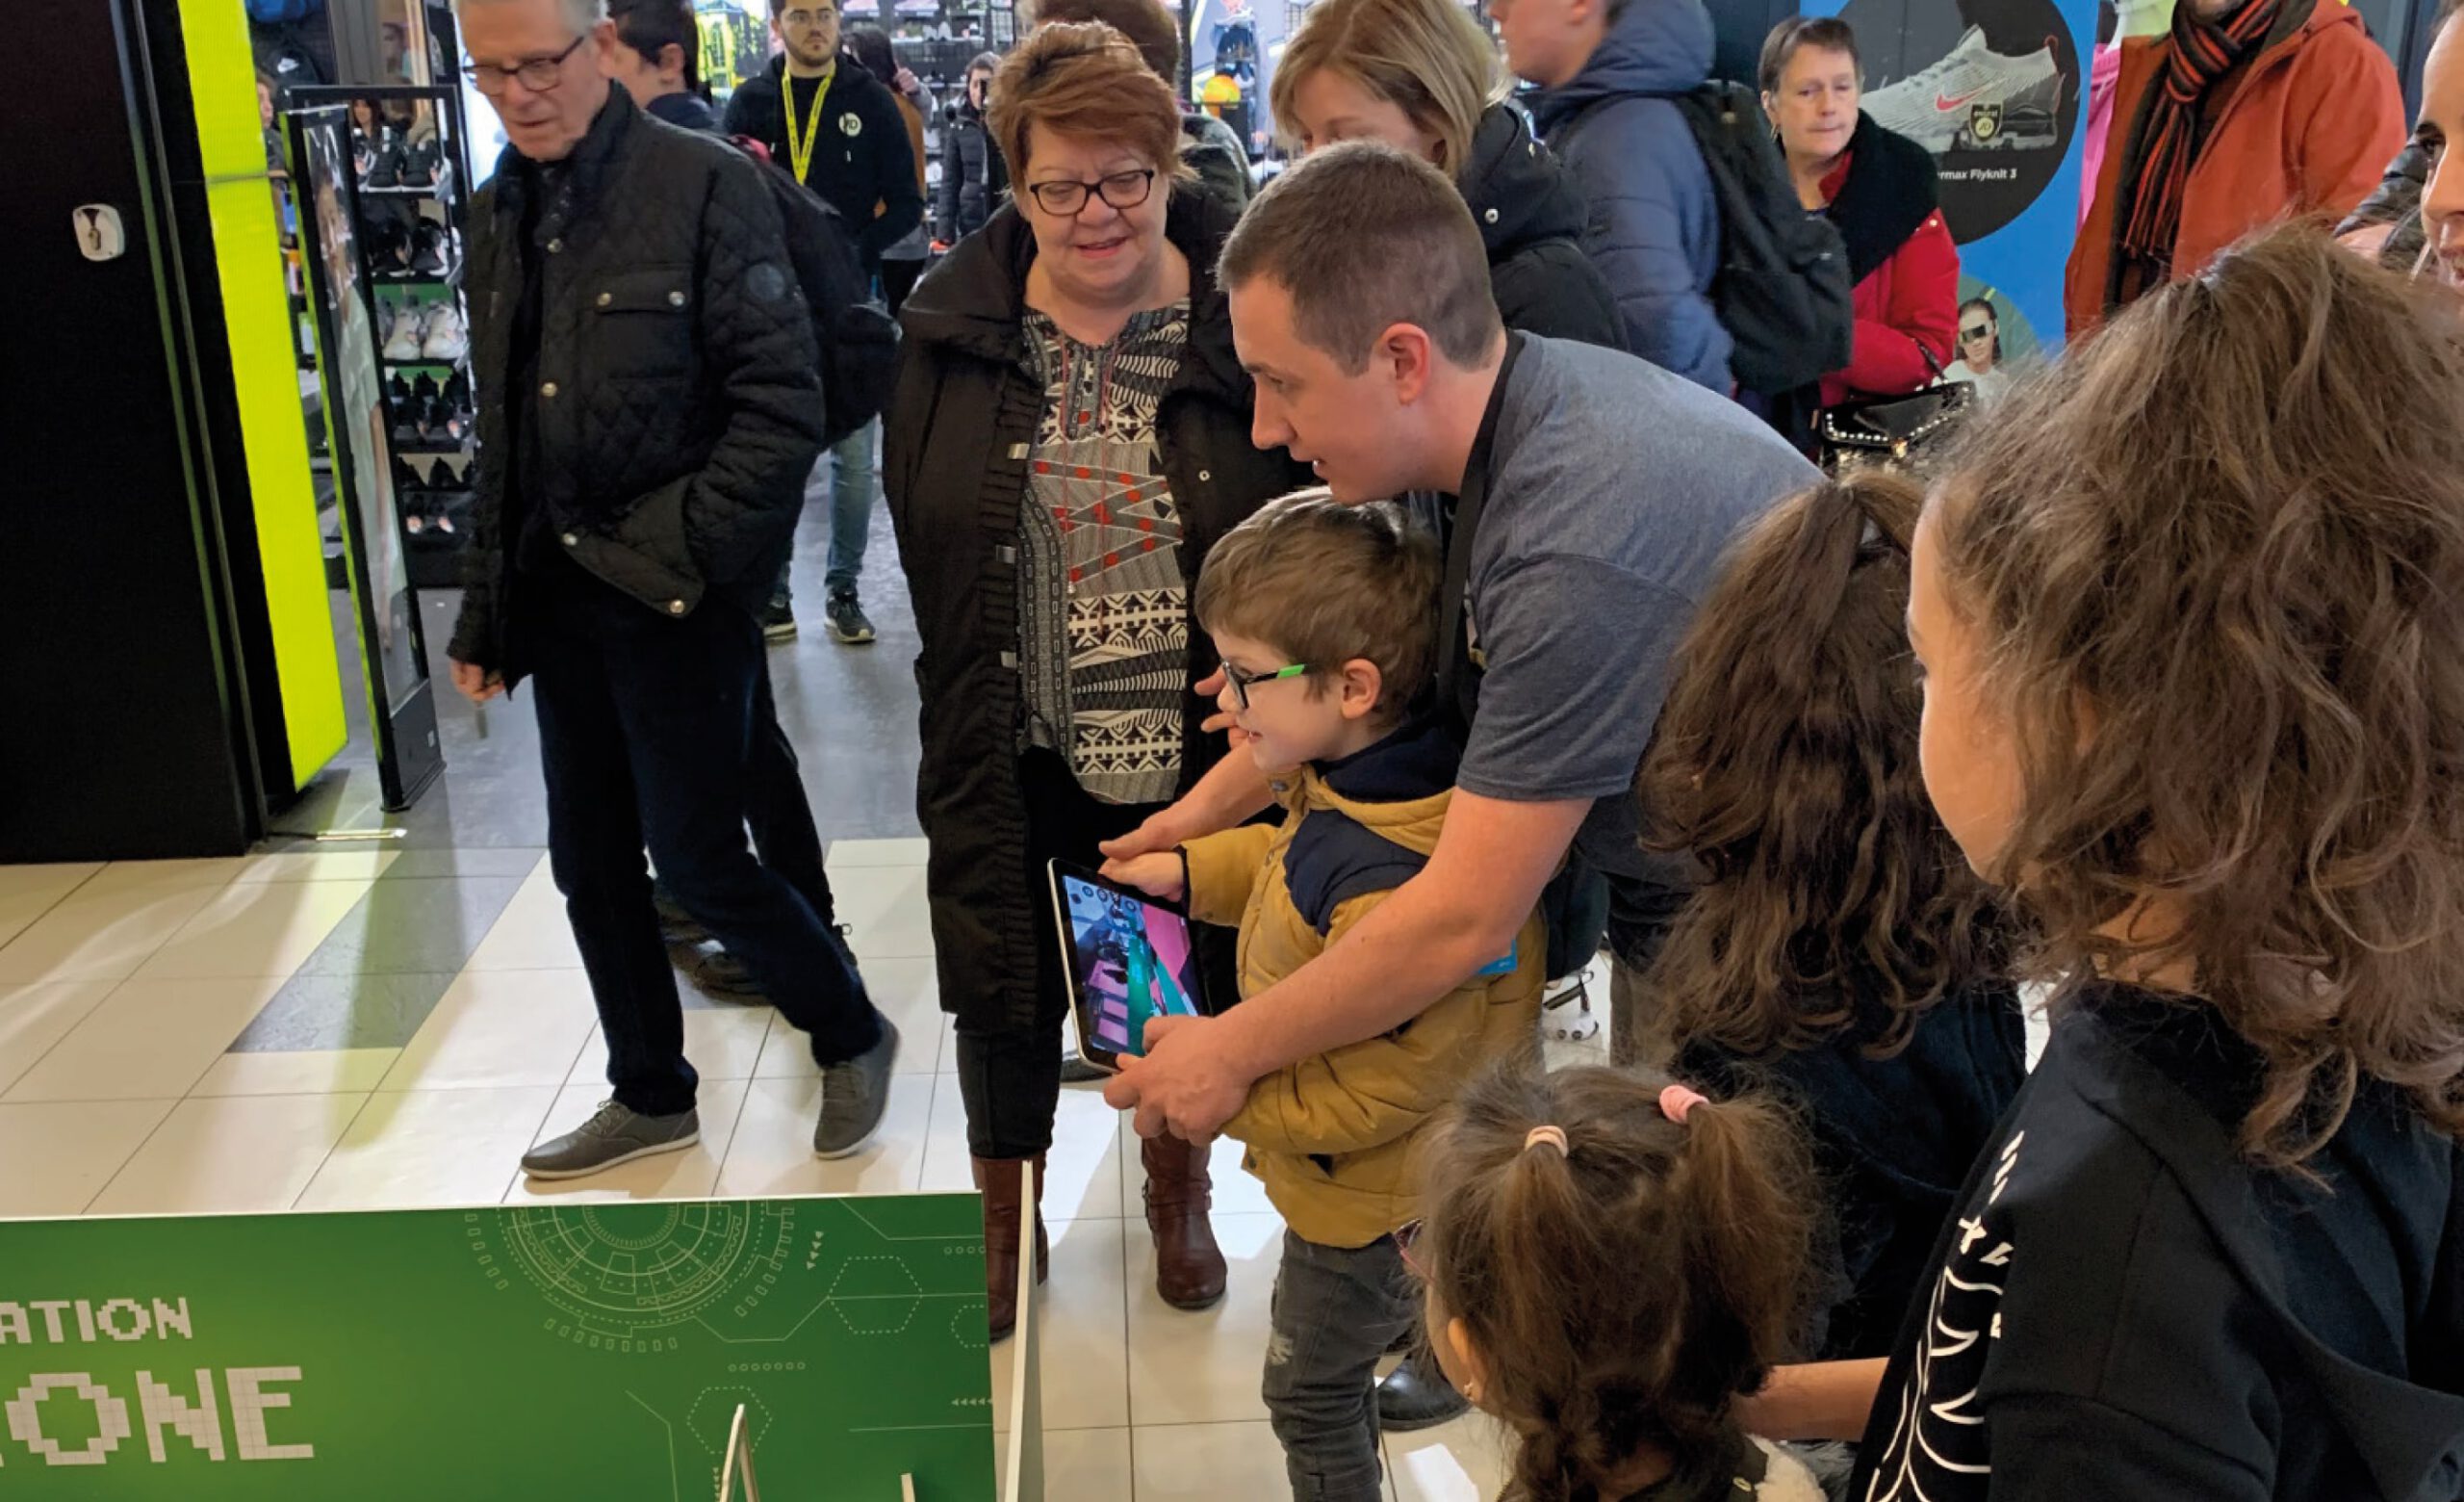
[1810,0,2092,356]
[1840,0,2084,240]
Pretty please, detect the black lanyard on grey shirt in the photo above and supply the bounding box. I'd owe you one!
[1432,331,1525,726]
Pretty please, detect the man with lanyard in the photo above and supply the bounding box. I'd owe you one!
[724,0,922,646]
[1097,142,1816,1134]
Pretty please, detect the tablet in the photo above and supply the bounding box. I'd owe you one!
[1047,860,1210,1074]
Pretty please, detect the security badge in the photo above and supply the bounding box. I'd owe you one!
[1968,102,2003,142]
[839,112,862,138]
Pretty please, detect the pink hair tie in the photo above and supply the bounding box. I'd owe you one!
[1522,1125,1569,1156]
[1659,1084,1707,1126]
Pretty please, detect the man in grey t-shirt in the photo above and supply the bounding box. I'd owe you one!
[1100,142,1816,1134]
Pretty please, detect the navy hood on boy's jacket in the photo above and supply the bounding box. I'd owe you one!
[1528,0,1730,391]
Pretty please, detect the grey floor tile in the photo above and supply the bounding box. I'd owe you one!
[375,846,547,880]
[289,876,526,978]
[229,971,459,1052]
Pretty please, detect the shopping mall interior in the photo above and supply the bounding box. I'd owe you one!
[5,0,2455,1492]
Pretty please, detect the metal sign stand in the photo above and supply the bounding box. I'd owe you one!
[718,1404,761,1501]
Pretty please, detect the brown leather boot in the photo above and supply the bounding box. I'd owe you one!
[972,1154,1048,1342]
[1141,1134,1227,1310]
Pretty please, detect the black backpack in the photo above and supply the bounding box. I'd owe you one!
[734,140,900,447]
[1670,82,1854,396]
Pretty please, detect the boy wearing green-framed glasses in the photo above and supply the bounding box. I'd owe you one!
[1106,488,1546,1501]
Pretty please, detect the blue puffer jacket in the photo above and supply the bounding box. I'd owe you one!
[1529,0,1730,392]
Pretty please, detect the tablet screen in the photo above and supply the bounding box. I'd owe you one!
[1060,869,1202,1058]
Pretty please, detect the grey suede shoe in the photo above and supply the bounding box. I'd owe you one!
[522,1101,700,1180]
[813,1018,899,1159]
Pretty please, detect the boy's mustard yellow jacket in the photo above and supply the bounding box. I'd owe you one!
[1180,722,1546,1249]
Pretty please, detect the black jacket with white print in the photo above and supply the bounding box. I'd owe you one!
[1851,983,2464,1502]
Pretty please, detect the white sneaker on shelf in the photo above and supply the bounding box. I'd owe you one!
[1863,26,2066,155]
[421,302,467,360]
[381,303,425,361]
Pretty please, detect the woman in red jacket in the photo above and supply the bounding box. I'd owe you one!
[1761,17,1959,413]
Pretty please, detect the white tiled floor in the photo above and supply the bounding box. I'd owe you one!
[0,838,1519,1501]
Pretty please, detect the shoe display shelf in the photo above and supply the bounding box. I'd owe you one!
[291,82,480,592]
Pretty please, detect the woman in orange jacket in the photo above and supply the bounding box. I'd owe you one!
[2068,0,2401,336]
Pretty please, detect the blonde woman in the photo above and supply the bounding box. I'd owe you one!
[1270,0,1620,347]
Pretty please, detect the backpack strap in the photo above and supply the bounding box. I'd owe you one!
[1433,330,1526,726]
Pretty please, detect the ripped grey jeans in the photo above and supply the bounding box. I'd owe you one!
[1262,1230,1421,1502]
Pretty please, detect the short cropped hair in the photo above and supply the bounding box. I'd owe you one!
[990,22,1188,182]
[1030,0,1180,79]
[1219,141,1501,373]
[1758,14,1860,92]
[1194,490,1442,723]
[609,0,700,90]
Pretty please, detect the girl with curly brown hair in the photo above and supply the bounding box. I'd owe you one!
[1410,1062,1828,1502]
[1751,223,2464,1501]
[1640,468,2023,1365]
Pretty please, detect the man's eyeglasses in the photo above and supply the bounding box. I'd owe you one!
[1025,168,1156,218]
[1959,323,1993,342]
[1222,660,1309,712]
[462,33,587,95]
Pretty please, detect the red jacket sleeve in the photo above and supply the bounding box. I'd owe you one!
[2289,25,2406,221]
[1830,209,1962,403]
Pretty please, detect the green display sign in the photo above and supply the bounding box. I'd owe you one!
[0,1196,994,1498]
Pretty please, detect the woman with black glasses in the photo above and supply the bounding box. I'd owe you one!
[884,21,1311,1343]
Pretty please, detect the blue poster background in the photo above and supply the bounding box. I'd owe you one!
[1802,0,2099,356]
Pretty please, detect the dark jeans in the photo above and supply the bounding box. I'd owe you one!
[745,660,833,924]
[954,748,1237,1160]
[524,561,883,1117]
[1263,1230,1419,1502]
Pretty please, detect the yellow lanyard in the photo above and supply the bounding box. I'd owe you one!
[782,64,834,185]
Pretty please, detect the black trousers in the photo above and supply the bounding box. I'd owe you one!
[954,749,1238,1160]
[524,561,882,1117]
[744,661,834,925]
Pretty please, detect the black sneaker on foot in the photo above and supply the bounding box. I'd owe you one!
[652,883,707,947]
[761,596,798,645]
[1376,1343,1471,1431]
[679,938,765,1003]
[825,588,876,645]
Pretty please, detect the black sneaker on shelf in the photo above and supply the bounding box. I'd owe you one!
[411,371,442,405]
[386,374,415,408]
[443,370,472,410]
[368,127,403,189]
[410,220,445,273]
[825,588,876,645]
[761,596,798,645]
[363,219,403,272]
[391,453,424,497]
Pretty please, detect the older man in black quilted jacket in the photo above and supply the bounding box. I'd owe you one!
[448,0,898,1179]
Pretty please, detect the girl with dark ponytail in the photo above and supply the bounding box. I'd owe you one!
[1409,1062,1825,1502]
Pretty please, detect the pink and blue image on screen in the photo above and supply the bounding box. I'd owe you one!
[1065,874,1200,1057]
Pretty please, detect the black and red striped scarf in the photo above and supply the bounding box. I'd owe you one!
[2116,0,2286,263]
